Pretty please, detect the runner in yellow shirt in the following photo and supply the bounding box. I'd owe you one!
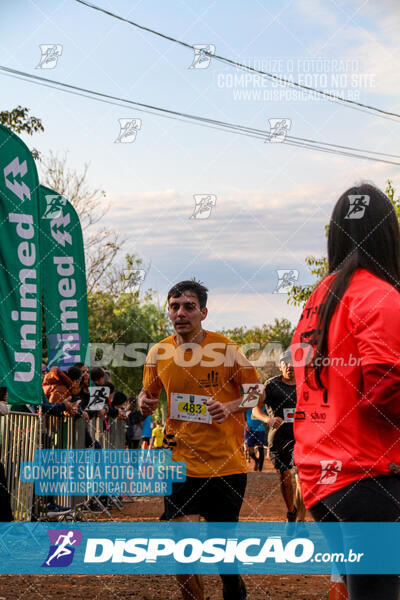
[150,422,164,449]
[139,279,263,600]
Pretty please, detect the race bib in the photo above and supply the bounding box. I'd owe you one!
[170,393,212,424]
[283,407,296,423]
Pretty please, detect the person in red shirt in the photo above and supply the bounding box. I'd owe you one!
[292,183,400,600]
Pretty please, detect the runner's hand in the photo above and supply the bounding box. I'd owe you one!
[63,400,73,412]
[138,389,159,416]
[269,417,283,430]
[65,402,78,416]
[205,399,229,424]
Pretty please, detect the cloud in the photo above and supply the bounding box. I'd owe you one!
[293,0,400,98]
[205,292,302,330]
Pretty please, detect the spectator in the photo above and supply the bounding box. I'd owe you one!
[42,366,82,404]
[89,367,114,417]
[107,391,128,420]
[126,398,144,449]
[73,362,90,407]
[91,367,106,386]
[292,183,400,599]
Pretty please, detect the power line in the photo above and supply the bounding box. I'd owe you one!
[74,0,400,121]
[1,65,399,165]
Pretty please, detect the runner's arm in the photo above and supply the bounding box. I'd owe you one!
[141,346,163,415]
[206,390,265,424]
[252,389,283,429]
[252,401,270,424]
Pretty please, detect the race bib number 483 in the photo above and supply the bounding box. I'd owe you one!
[170,393,212,424]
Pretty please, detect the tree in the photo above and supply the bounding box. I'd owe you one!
[287,181,400,307]
[39,151,124,291]
[220,318,294,349]
[0,106,43,158]
[88,262,172,395]
[219,318,294,381]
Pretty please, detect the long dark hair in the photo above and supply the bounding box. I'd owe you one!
[310,183,400,387]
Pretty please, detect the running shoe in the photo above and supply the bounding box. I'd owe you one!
[286,506,298,522]
[45,503,72,517]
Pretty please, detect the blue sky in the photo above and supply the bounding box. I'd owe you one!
[1,0,400,330]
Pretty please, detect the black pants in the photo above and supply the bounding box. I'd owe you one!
[310,475,400,600]
[0,463,13,521]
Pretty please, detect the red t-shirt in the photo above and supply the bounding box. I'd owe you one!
[292,268,400,509]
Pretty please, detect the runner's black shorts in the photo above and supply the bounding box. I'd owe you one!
[269,439,295,473]
[162,473,247,521]
[245,429,266,448]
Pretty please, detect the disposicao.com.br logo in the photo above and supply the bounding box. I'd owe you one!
[30,523,382,575]
[83,535,315,565]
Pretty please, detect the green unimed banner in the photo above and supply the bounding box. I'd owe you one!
[0,124,42,405]
[39,185,89,370]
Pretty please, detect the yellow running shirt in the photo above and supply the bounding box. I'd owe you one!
[143,330,259,477]
[152,426,164,448]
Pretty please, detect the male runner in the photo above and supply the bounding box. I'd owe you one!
[252,349,305,522]
[150,421,164,449]
[139,279,263,600]
[244,408,266,472]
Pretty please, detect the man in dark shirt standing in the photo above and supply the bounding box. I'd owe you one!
[253,350,305,522]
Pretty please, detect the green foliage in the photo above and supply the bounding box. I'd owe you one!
[287,180,400,308]
[385,179,400,221]
[288,255,328,307]
[88,255,172,396]
[219,318,294,350]
[0,106,43,159]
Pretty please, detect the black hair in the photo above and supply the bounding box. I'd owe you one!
[73,362,85,368]
[112,391,128,406]
[91,367,105,382]
[310,183,400,387]
[167,279,208,309]
[0,387,7,402]
[67,366,82,381]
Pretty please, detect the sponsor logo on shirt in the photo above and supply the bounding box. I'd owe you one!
[198,371,219,388]
[317,460,342,485]
[311,411,326,423]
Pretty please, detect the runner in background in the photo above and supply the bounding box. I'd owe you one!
[292,183,400,600]
[150,421,164,449]
[244,408,266,471]
[253,350,305,522]
[139,279,263,600]
[141,414,152,449]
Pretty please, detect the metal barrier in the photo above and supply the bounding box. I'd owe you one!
[0,412,38,522]
[0,411,126,522]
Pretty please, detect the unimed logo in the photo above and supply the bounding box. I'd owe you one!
[42,529,82,567]
[83,536,315,565]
